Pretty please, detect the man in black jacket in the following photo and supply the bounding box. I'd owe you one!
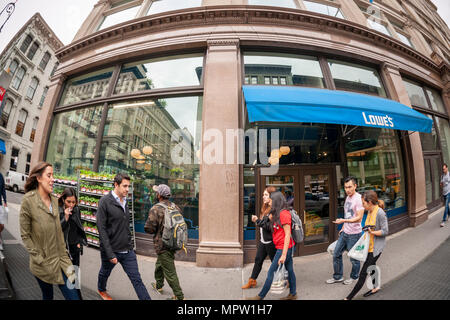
[0,172,7,251]
[96,173,150,300]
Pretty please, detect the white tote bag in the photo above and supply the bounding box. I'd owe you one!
[348,232,370,262]
[0,206,7,225]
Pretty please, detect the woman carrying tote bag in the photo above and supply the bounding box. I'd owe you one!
[345,190,388,300]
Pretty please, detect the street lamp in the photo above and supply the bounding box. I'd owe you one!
[0,2,17,34]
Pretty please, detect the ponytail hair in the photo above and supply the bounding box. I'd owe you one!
[24,162,53,193]
[378,199,385,210]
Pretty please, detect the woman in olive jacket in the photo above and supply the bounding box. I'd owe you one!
[19,162,79,300]
[59,187,87,267]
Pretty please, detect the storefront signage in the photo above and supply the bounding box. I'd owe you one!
[0,86,6,106]
[362,112,394,128]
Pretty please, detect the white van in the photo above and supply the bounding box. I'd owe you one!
[5,171,28,193]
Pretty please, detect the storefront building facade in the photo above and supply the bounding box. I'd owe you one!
[32,0,450,267]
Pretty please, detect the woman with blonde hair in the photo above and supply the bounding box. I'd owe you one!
[345,190,388,300]
[242,186,277,289]
[20,162,79,300]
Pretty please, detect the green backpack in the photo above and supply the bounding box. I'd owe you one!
[156,202,188,253]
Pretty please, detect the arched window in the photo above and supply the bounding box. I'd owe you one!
[26,77,39,100]
[30,117,39,142]
[20,34,33,53]
[26,41,40,61]
[39,51,51,70]
[8,59,19,75]
[11,66,26,90]
[0,99,13,128]
[15,109,28,137]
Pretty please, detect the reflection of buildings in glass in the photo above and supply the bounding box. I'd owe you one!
[63,71,112,105]
[49,107,101,175]
[115,64,152,94]
[243,64,323,87]
[346,129,404,208]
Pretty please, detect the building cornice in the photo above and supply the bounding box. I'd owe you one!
[55,6,440,73]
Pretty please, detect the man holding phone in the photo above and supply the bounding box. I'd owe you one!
[327,177,364,286]
[96,173,151,300]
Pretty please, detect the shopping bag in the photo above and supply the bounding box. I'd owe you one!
[270,264,288,295]
[327,240,338,256]
[0,206,7,225]
[348,232,370,262]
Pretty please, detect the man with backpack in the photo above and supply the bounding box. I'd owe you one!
[145,184,185,300]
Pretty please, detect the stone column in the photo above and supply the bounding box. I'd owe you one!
[196,39,243,268]
[382,63,428,227]
[30,74,66,168]
[339,0,367,26]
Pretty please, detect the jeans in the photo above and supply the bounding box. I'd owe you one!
[443,193,450,222]
[258,248,296,299]
[154,250,183,300]
[250,241,276,280]
[346,252,381,300]
[333,232,361,280]
[98,250,151,300]
[35,271,80,300]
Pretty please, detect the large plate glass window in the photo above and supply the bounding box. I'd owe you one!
[403,79,428,109]
[436,117,450,166]
[146,0,202,16]
[59,67,115,106]
[244,52,325,88]
[99,96,202,238]
[303,1,344,19]
[328,60,386,97]
[98,4,141,31]
[345,127,406,217]
[46,105,104,174]
[114,54,203,94]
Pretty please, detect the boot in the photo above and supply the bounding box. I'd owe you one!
[242,278,257,289]
[280,293,297,300]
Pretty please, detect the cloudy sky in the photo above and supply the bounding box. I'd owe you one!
[0,0,448,53]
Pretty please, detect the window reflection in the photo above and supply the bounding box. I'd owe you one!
[420,115,439,152]
[99,97,202,238]
[367,19,391,36]
[435,117,450,165]
[98,5,141,30]
[114,54,203,94]
[425,88,446,114]
[244,53,325,88]
[328,60,386,97]
[60,68,114,106]
[146,0,202,16]
[46,105,104,175]
[345,127,406,215]
[244,169,256,240]
[303,1,345,19]
[403,79,428,108]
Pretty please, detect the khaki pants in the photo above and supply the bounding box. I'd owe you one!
[154,250,183,299]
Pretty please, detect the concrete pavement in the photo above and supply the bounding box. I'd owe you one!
[3,197,450,300]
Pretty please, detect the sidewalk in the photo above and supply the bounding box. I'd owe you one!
[3,202,450,300]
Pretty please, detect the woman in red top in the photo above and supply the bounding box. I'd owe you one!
[247,191,297,300]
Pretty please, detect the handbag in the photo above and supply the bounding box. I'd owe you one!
[348,231,370,262]
[270,264,288,295]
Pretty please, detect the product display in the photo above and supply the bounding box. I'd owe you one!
[53,170,136,249]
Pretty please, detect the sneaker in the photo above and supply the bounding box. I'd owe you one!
[151,282,163,295]
[343,279,354,285]
[440,222,445,227]
[98,290,113,300]
[326,278,344,284]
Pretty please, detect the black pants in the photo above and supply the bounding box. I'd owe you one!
[346,252,381,300]
[250,241,276,280]
[68,244,81,267]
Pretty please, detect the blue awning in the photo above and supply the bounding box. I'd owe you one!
[0,139,5,155]
[243,86,432,133]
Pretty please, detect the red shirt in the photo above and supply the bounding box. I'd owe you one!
[272,210,295,249]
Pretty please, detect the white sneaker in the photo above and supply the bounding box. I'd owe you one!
[343,279,354,285]
[440,222,445,227]
[326,278,344,284]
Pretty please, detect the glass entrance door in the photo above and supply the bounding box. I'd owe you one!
[424,155,442,209]
[259,166,336,256]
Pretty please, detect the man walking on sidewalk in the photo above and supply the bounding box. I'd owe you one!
[0,171,8,251]
[145,184,184,300]
[327,177,364,286]
[96,173,151,300]
[440,164,450,227]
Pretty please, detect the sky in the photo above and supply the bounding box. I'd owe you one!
[0,0,448,54]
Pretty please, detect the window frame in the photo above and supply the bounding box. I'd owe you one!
[26,41,40,61]
[15,109,28,137]
[39,51,51,70]
[26,77,40,100]
[0,98,14,128]
[20,34,33,53]
[11,66,26,90]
